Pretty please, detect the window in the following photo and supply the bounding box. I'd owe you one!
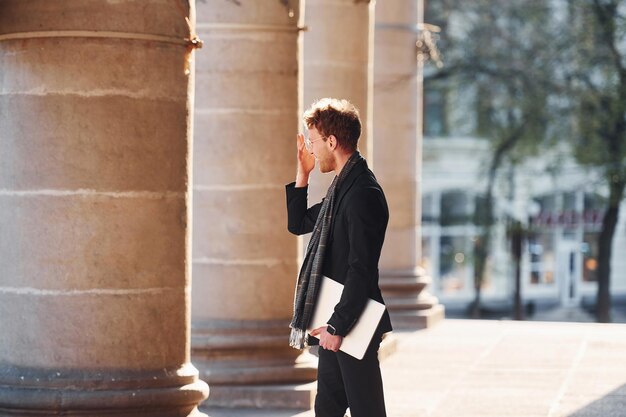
[439,235,471,293]
[581,233,599,282]
[422,193,438,225]
[581,193,604,282]
[441,190,471,226]
[424,87,447,137]
[528,232,556,285]
[421,190,492,296]
[583,192,606,228]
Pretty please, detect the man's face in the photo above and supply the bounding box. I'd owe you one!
[307,127,335,174]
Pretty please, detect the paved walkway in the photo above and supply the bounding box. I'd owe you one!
[204,319,626,417]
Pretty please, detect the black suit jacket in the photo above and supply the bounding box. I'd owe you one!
[285,157,393,337]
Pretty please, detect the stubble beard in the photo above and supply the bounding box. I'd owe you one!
[318,156,335,174]
[315,145,336,174]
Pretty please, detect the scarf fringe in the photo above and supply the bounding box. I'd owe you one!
[289,327,308,350]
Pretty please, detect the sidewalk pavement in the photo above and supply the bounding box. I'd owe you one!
[204,319,626,417]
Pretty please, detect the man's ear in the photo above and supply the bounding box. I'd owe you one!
[328,135,338,150]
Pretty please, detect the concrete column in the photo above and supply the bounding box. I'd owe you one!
[192,0,317,410]
[0,1,208,416]
[302,0,375,203]
[373,0,445,328]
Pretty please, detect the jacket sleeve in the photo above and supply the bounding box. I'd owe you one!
[327,187,387,336]
[285,182,323,235]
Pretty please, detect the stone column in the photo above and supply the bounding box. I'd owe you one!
[191,0,317,410]
[373,0,445,328]
[0,1,208,416]
[302,0,375,203]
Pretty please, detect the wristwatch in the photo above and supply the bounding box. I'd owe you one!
[326,324,338,336]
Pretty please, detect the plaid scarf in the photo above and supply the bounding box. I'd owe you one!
[289,152,362,349]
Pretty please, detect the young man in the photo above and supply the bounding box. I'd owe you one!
[285,98,392,417]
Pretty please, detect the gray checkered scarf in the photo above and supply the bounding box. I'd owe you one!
[289,151,362,349]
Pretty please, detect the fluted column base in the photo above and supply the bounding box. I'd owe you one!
[192,320,317,409]
[380,268,445,329]
[0,365,209,417]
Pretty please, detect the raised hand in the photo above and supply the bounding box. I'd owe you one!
[296,133,316,186]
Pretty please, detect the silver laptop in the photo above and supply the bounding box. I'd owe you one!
[307,276,386,360]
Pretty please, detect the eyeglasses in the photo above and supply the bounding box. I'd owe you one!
[305,135,326,151]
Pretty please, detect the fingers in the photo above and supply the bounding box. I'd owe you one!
[297,133,305,150]
[320,342,340,352]
[310,325,326,337]
[317,331,342,352]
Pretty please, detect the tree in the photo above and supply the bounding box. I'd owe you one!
[426,0,558,317]
[562,0,626,322]
[428,0,626,322]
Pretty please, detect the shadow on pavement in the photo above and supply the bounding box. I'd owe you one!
[566,383,626,417]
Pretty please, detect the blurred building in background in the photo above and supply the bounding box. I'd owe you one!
[420,135,626,313]
[420,1,626,316]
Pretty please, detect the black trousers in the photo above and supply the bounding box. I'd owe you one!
[314,333,387,417]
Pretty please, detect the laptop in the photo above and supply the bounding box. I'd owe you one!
[307,276,386,360]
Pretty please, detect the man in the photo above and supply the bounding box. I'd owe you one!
[285,98,392,417]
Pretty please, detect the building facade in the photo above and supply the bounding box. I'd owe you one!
[421,0,626,316]
[421,136,626,312]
